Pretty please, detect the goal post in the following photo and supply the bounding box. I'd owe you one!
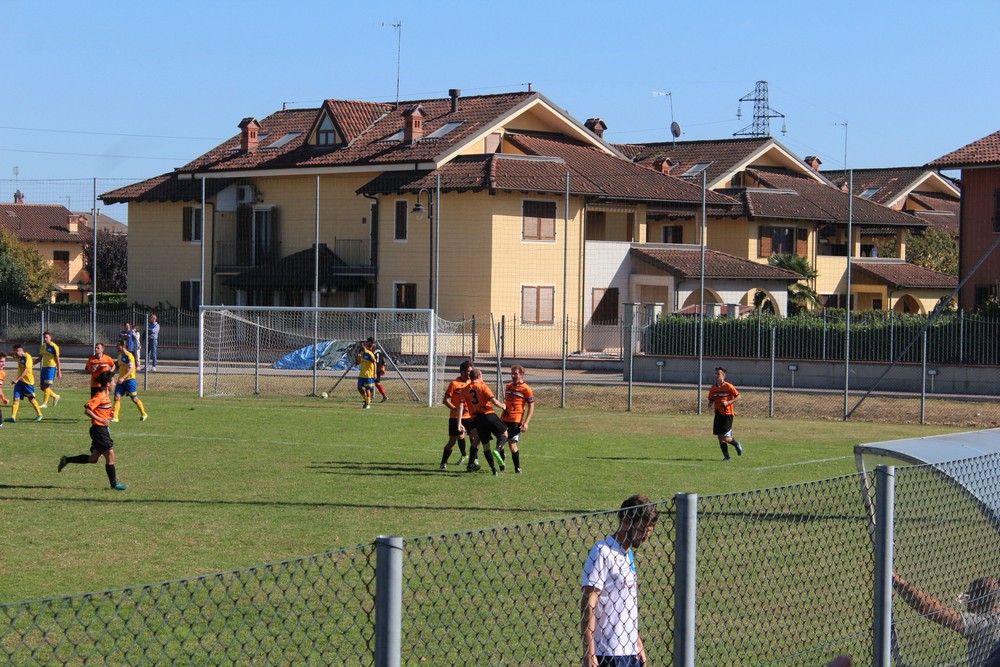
[198,306,471,405]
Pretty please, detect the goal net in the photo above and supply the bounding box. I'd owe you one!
[198,306,471,405]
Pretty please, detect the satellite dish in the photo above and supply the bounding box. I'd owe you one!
[670,121,682,139]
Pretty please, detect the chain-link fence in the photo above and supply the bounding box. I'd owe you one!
[4,455,999,665]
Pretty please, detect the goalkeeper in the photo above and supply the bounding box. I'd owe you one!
[356,340,377,409]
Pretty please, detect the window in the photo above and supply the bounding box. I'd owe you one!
[252,208,278,265]
[52,250,70,282]
[317,116,338,146]
[268,132,302,149]
[521,286,555,325]
[860,187,881,200]
[395,282,416,309]
[181,280,201,310]
[183,206,203,242]
[994,189,1000,233]
[662,225,683,244]
[522,201,556,241]
[591,287,619,325]
[758,226,807,257]
[425,121,463,139]
[395,201,408,241]
[585,211,606,240]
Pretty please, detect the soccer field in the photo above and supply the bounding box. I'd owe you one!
[0,379,963,604]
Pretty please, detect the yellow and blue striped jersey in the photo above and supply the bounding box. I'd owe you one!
[116,350,137,381]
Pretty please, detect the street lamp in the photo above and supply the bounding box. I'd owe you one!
[411,175,441,312]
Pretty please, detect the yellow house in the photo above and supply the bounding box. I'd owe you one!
[102,90,742,353]
[618,138,950,313]
[0,195,92,303]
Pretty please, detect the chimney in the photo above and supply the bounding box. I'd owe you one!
[585,118,608,139]
[839,181,849,193]
[13,189,24,204]
[652,157,675,175]
[67,214,81,235]
[449,89,461,113]
[804,155,822,171]
[239,117,262,152]
[403,105,425,143]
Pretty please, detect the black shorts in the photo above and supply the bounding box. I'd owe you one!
[90,425,114,454]
[503,421,523,442]
[448,417,476,437]
[474,413,507,444]
[713,413,734,437]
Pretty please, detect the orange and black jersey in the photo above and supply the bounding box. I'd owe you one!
[85,392,114,426]
[456,379,497,417]
[444,377,472,419]
[501,381,535,423]
[708,381,739,416]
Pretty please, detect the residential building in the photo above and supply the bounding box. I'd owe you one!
[0,191,92,303]
[928,130,1000,311]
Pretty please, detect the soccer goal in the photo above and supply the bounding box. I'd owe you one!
[198,306,472,405]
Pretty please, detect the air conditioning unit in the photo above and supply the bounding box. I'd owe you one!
[237,184,256,204]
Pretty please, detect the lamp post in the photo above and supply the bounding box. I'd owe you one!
[411,174,441,313]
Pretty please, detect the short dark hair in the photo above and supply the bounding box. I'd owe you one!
[12,344,22,352]
[715,366,727,374]
[96,370,114,387]
[459,360,473,372]
[618,494,659,526]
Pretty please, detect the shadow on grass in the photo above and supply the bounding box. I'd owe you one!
[310,461,439,476]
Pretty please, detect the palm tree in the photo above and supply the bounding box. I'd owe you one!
[768,253,821,314]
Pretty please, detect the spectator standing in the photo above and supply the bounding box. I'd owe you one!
[148,314,160,370]
[581,494,659,667]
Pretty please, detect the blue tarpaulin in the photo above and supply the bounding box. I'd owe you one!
[272,341,357,371]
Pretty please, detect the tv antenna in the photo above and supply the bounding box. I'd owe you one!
[734,80,786,138]
[382,21,402,106]
[652,91,682,144]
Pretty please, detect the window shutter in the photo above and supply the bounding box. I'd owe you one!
[522,287,537,323]
[796,228,809,256]
[540,215,556,241]
[758,226,772,257]
[539,287,555,324]
[183,207,193,242]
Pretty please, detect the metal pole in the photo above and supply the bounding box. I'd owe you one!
[434,174,440,314]
[255,314,261,395]
[625,303,635,411]
[197,308,205,397]
[561,172,570,408]
[200,178,206,307]
[427,314,436,407]
[674,493,698,667]
[374,535,403,667]
[920,330,928,424]
[697,168,707,414]
[769,326,776,417]
[873,465,895,667]
[313,176,320,396]
[844,169,853,420]
[91,177,98,346]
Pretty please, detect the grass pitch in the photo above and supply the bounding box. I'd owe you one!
[0,377,964,604]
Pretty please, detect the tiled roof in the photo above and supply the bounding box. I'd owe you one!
[101,173,233,204]
[929,130,1000,168]
[613,137,773,186]
[819,167,932,206]
[359,133,737,206]
[75,211,128,235]
[907,192,960,234]
[852,260,957,290]
[744,169,926,227]
[630,245,801,281]
[0,204,92,242]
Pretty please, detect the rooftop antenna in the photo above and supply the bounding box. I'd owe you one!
[734,80,786,138]
[12,165,18,189]
[382,21,402,106]
[652,91,682,144]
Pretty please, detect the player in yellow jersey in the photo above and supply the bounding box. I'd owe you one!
[113,340,148,422]
[355,340,377,409]
[38,331,62,408]
[57,370,127,490]
[7,344,44,423]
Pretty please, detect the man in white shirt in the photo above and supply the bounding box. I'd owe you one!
[581,494,659,667]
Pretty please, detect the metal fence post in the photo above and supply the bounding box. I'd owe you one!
[920,330,928,424]
[769,326,776,418]
[374,535,403,667]
[625,303,635,411]
[674,493,697,667]
[873,465,895,667]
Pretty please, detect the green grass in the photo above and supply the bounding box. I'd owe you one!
[0,382,963,604]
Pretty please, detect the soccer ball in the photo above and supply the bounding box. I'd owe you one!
[320,392,329,399]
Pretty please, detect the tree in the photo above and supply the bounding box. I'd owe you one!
[83,228,128,293]
[0,227,61,304]
[905,227,959,276]
[768,253,821,314]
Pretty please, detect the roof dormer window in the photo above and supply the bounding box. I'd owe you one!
[860,187,880,200]
[317,116,338,146]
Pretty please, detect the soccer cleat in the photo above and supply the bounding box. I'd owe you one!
[58,456,68,473]
[492,470,499,477]
[457,456,467,465]
[111,418,119,423]
[439,463,447,470]
[52,394,60,407]
[722,457,732,462]
[34,415,43,422]
[111,482,128,491]
[515,468,523,474]
[39,404,48,409]
[380,396,387,403]
[734,441,743,456]
[492,450,504,470]
[5,417,15,423]
[466,462,481,472]
[363,404,371,410]
[140,414,148,422]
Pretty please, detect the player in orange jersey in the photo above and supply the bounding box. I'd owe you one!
[456,368,507,475]
[499,365,535,474]
[439,360,474,470]
[0,355,9,425]
[85,343,116,397]
[57,371,128,490]
[707,366,742,461]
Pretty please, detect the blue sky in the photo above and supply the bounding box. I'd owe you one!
[3,0,998,193]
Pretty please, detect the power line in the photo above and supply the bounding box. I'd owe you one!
[0,125,223,141]
[0,147,187,161]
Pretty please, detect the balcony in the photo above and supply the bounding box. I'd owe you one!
[214,238,374,274]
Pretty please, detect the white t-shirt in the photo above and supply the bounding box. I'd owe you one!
[962,610,1000,666]
[582,535,640,657]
